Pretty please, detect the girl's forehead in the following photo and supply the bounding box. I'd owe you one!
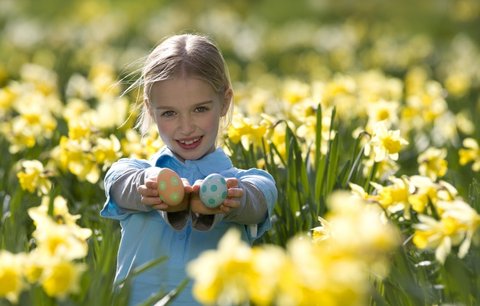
[149,77,219,105]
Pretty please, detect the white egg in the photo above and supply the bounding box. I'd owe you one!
[200,173,228,208]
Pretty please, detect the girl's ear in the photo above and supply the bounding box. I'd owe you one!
[221,88,233,116]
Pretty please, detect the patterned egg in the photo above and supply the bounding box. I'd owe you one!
[200,173,228,208]
[157,168,184,206]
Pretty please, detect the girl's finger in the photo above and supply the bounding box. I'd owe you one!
[222,198,241,209]
[225,178,239,188]
[227,187,244,199]
[137,185,159,197]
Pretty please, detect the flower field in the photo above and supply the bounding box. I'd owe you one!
[1,0,480,305]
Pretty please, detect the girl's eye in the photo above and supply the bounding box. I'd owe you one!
[160,110,176,117]
[195,106,209,113]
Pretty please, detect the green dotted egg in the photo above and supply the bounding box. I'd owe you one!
[157,168,184,206]
[200,173,227,208]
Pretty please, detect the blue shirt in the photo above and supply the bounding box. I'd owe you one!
[101,147,277,305]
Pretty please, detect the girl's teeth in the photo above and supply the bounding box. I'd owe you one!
[181,138,199,145]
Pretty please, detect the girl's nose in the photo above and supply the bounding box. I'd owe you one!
[179,115,195,135]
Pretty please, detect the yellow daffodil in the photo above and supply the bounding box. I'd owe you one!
[413,200,480,263]
[17,159,52,195]
[366,99,400,128]
[29,196,81,226]
[282,79,310,104]
[364,121,409,162]
[20,63,58,96]
[53,136,100,183]
[247,246,288,306]
[362,155,400,181]
[227,114,268,150]
[187,229,253,306]
[92,135,122,170]
[88,62,120,99]
[0,87,16,116]
[0,251,25,304]
[23,250,47,284]
[121,129,163,159]
[459,138,480,171]
[40,258,86,299]
[370,176,410,215]
[28,206,92,260]
[188,190,400,306]
[418,147,448,180]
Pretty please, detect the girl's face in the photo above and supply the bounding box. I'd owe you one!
[149,76,231,161]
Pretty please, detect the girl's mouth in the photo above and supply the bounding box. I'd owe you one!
[177,137,202,150]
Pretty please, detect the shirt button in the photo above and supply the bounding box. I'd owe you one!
[178,234,186,240]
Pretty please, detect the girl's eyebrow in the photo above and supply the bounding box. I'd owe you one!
[154,100,214,110]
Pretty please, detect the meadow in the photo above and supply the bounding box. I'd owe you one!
[1,0,479,305]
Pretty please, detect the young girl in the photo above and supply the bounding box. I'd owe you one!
[101,33,277,305]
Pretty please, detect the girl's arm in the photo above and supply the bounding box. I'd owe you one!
[191,169,278,237]
[222,179,268,224]
[105,158,159,212]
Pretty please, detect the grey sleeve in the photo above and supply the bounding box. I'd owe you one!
[223,180,268,224]
[111,166,189,229]
[110,167,160,212]
[192,179,269,231]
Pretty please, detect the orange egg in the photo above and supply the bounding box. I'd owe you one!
[157,168,184,206]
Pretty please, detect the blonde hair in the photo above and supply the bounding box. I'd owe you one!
[131,33,233,136]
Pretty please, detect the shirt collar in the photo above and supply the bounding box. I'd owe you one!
[151,147,233,176]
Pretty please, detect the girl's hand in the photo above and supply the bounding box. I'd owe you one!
[138,178,191,212]
[190,178,243,215]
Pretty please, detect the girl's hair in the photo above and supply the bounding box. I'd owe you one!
[132,33,233,136]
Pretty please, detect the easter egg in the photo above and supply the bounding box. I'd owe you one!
[200,173,228,208]
[157,168,184,206]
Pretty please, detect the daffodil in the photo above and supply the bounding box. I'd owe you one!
[121,128,163,159]
[187,229,253,306]
[28,205,92,260]
[20,63,58,96]
[361,155,400,180]
[324,191,401,267]
[413,200,480,263]
[0,251,25,304]
[417,147,448,180]
[311,216,332,242]
[17,159,53,195]
[247,246,288,306]
[227,113,268,150]
[282,79,310,104]
[23,249,47,284]
[53,136,100,183]
[0,86,16,116]
[459,138,480,171]
[40,258,86,299]
[364,121,409,162]
[408,175,458,214]
[92,135,122,170]
[88,62,120,99]
[370,176,410,216]
[188,191,400,306]
[366,99,400,128]
[91,97,129,130]
[29,196,81,226]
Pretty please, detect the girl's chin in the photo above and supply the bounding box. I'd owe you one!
[175,147,216,161]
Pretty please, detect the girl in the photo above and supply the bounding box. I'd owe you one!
[101,33,277,305]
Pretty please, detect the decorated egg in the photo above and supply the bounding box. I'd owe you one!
[157,168,184,206]
[200,173,228,208]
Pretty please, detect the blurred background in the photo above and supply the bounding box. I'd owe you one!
[1,0,479,91]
